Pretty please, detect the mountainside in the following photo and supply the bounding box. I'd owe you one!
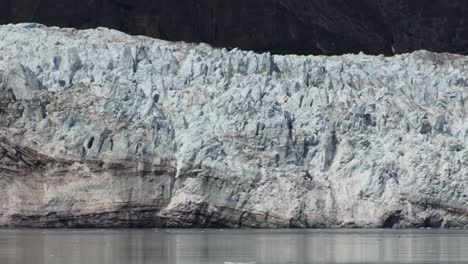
[0,24,467,228]
[2,0,468,55]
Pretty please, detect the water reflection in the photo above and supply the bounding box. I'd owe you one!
[0,229,467,264]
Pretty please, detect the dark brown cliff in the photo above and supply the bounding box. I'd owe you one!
[2,0,468,55]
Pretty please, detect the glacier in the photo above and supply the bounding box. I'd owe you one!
[0,24,467,228]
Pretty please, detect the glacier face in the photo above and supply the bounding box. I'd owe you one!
[0,24,467,228]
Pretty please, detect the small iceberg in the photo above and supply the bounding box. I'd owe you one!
[224,262,256,264]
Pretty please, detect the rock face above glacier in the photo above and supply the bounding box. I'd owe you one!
[4,0,468,55]
[0,24,467,228]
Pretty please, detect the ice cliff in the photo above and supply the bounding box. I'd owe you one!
[0,24,467,228]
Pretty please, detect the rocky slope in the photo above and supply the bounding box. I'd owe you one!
[2,0,468,55]
[0,24,468,228]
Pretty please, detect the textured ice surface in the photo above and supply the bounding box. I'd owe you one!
[0,24,467,228]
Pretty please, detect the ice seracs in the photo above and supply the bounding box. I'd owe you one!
[0,24,467,228]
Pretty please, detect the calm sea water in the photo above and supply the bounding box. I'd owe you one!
[0,229,467,264]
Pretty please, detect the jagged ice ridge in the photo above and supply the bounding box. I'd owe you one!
[0,24,467,228]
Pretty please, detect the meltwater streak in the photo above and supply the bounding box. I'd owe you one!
[0,229,467,264]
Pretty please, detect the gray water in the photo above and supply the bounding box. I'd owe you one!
[1,229,467,264]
